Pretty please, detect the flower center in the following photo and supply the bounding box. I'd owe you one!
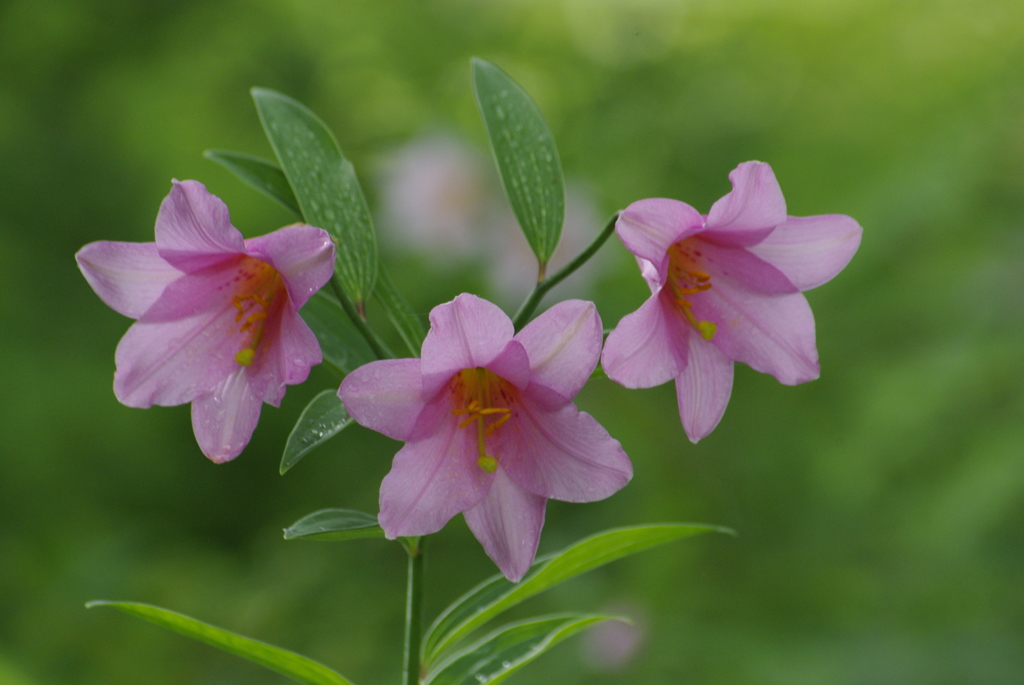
[666,240,717,341]
[451,367,514,473]
[230,256,285,366]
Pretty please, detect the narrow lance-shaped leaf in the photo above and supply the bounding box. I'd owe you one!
[471,58,564,268]
[281,391,353,474]
[86,601,354,685]
[299,290,376,375]
[373,267,425,357]
[425,614,619,685]
[283,509,384,542]
[204,149,302,217]
[208,139,422,358]
[422,523,729,665]
[251,88,378,305]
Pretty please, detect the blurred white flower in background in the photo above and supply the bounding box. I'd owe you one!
[378,133,607,306]
[579,601,648,672]
[378,134,489,260]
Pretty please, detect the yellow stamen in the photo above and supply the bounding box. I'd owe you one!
[485,412,511,435]
[452,400,480,415]
[479,407,510,415]
[230,260,285,366]
[450,368,515,472]
[667,241,718,341]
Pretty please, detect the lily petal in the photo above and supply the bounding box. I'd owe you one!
[747,214,863,291]
[339,359,426,442]
[703,161,785,247]
[693,280,819,385]
[135,259,241,323]
[76,241,184,318]
[602,292,689,389]
[464,469,546,583]
[245,224,335,309]
[421,294,515,395]
[155,180,245,272]
[378,409,492,537]
[693,239,798,295]
[190,368,263,463]
[114,297,241,407]
[498,400,632,503]
[485,339,532,391]
[248,305,321,406]
[675,338,734,443]
[516,300,602,402]
[616,198,703,278]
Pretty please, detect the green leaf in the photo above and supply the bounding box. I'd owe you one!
[283,509,384,541]
[86,601,354,685]
[251,87,378,305]
[299,290,376,375]
[471,58,564,267]
[281,390,352,474]
[422,523,729,666]
[424,614,618,685]
[203,149,302,218]
[372,267,425,357]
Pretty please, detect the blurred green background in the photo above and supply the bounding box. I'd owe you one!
[2,0,1024,683]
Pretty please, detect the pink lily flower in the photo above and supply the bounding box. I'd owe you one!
[601,161,862,442]
[340,294,633,581]
[76,180,335,462]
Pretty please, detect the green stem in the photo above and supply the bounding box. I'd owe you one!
[511,212,620,330]
[403,536,425,685]
[329,274,394,360]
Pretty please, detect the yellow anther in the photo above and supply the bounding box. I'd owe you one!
[452,400,480,416]
[479,407,510,415]
[451,368,517,473]
[235,348,255,366]
[698,321,717,340]
[247,311,267,324]
[485,413,511,435]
